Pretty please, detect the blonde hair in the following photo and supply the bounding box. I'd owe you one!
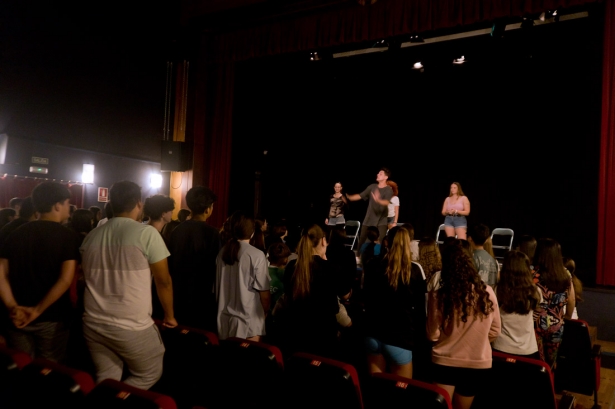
[386,227,414,290]
[291,225,325,300]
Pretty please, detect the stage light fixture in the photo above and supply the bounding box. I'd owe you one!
[82,164,94,184]
[453,56,465,65]
[412,62,423,70]
[521,16,534,29]
[409,34,424,43]
[373,39,388,48]
[150,173,163,189]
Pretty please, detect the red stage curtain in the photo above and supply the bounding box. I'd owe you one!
[211,0,600,62]
[597,0,615,286]
[0,177,83,209]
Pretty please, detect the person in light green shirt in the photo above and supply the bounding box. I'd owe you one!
[267,241,290,311]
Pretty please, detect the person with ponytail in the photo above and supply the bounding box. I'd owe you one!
[363,225,427,379]
[427,240,501,409]
[279,224,348,358]
[216,212,270,341]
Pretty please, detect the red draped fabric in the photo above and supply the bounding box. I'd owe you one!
[0,177,83,209]
[210,0,599,62]
[597,0,615,286]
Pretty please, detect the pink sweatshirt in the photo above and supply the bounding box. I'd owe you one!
[426,285,501,369]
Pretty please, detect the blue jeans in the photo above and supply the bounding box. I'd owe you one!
[7,320,70,363]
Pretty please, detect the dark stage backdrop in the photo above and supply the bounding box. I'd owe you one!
[230,17,603,284]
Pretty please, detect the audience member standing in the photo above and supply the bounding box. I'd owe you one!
[168,186,220,331]
[364,225,426,379]
[347,168,393,248]
[386,180,400,229]
[216,212,270,341]
[532,238,575,368]
[144,195,175,233]
[0,182,79,362]
[468,224,499,287]
[0,197,37,251]
[81,181,177,389]
[427,240,500,409]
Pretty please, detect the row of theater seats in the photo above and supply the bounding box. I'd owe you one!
[0,318,599,409]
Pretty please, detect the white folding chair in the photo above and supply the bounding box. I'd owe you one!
[436,224,453,245]
[344,220,361,250]
[490,228,514,261]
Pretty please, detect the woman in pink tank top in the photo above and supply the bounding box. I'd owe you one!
[441,182,470,240]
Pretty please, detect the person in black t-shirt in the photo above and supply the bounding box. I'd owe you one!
[0,182,79,362]
[168,186,220,331]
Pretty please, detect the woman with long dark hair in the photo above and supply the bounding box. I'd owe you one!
[532,238,575,367]
[216,212,270,341]
[493,251,541,358]
[427,240,500,409]
[279,224,348,357]
[364,225,426,378]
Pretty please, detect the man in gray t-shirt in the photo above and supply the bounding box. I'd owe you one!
[468,223,499,287]
[347,168,393,248]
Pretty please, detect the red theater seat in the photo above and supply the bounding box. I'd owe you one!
[472,351,574,409]
[285,352,364,409]
[17,357,95,409]
[85,378,177,409]
[152,321,219,409]
[365,372,452,409]
[554,319,602,408]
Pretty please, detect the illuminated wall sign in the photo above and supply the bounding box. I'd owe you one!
[98,187,109,202]
[32,157,49,165]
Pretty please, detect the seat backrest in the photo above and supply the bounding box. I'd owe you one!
[472,351,557,409]
[219,337,285,408]
[286,352,363,409]
[554,319,601,396]
[153,322,220,409]
[0,345,32,408]
[365,373,452,409]
[345,220,361,250]
[85,379,177,409]
[17,358,95,409]
[436,224,447,244]
[490,228,514,259]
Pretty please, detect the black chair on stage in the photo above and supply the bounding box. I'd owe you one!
[16,357,95,409]
[152,321,220,409]
[472,351,574,409]
[285,352,363,409]
[85,378,177,409]
[219,337,284,409]
[364,372,452,409]
[0,345,32,408]
[554,318,602,409]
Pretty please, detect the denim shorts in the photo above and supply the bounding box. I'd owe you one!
[364,337,412,365]
[444,215,467,228]
[328,216,345,225]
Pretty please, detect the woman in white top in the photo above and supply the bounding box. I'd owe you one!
[387,181,400,230]
[493,250,542,359]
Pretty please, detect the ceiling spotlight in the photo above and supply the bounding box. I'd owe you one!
[453,56,465,65]
[412,62,423,70]
[374,39,389,48]
[409,34,424,43]
[310,51,320,61]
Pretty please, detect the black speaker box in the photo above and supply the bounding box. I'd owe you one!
[161,141,191,172]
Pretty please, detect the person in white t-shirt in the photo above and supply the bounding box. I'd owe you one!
[386,180,400,230]
[81,180,177,390]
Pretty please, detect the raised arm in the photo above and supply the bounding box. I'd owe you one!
[347,194,361,201]
[151,258,177,328]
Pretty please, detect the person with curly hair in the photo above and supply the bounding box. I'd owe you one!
[418,237,441,285]
[493,251,542,359]
[427,240,501,409]
[532,238,575,368]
